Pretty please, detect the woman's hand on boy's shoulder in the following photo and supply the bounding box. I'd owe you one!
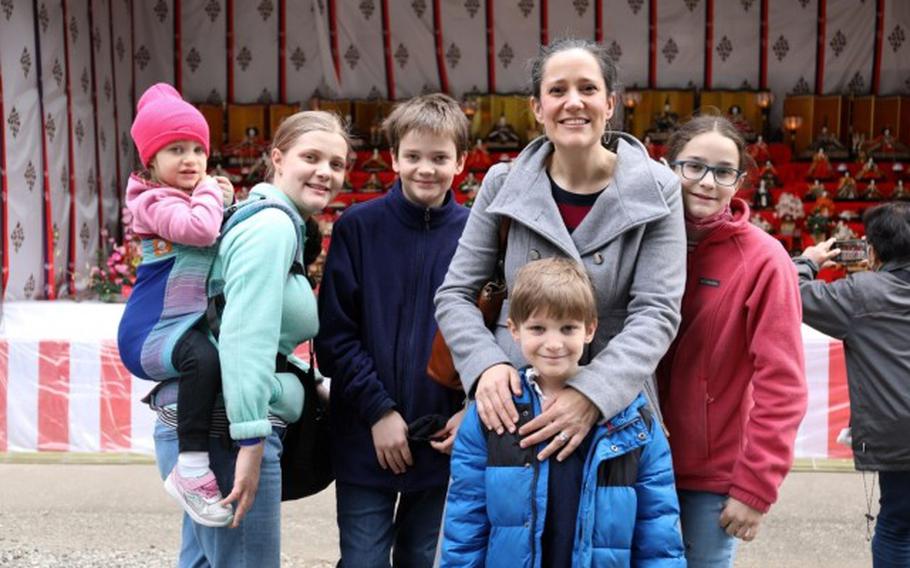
[519,388,599,462]
[429,408,467,455]
[474,364,522,436]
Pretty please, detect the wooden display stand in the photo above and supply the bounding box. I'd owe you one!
[872,96,910,145]
[351,100,396,143]
[782,95,848,155]
[226,104,266,144]
[312,99,352,120]
[472,95,537,143]
[268,103,301,138]
[627,90,696,140]
[850,96,875,140]
[198,104,225,152]
[699,90,763,134]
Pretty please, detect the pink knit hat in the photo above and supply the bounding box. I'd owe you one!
[130,83,210,166]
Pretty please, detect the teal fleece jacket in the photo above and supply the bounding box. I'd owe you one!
[207,183,319,440]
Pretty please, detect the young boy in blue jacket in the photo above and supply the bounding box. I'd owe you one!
[441,258,686,567]
[316,94,470,567]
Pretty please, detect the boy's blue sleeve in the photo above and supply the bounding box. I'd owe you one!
[631,419,687,567]
[440,404,490,567]
[315,216,396,426]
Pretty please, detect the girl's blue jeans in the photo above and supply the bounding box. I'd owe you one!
[154,420,284,568]
[677,490,739,568]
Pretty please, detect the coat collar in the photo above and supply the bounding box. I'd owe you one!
[486,134,672,258]
[385,179,461,230]
[879,259,910,274]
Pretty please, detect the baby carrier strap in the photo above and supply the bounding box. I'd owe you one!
[221,194,306,274]
[206,194,306,339]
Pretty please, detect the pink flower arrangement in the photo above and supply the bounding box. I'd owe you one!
[89,208,142,301]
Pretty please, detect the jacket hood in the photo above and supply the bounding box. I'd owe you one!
[126,172,171,206]
[698,197,753,245]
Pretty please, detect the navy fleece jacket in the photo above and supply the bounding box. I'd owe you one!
[316,181,468,491]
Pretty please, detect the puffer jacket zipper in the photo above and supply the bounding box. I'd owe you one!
[530,459,540,567]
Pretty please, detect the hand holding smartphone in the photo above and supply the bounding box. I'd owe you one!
[833,239,868,264]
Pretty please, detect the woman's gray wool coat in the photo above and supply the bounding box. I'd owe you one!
[434,134,687,422]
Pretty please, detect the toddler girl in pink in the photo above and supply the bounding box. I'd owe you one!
[117,83,235,527]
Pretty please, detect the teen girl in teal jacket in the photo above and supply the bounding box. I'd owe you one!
[151,111,350,568]
[441,370,686,567]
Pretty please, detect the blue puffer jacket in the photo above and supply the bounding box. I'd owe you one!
[441,371,686,567]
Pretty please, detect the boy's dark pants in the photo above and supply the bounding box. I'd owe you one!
[172,328,221,453]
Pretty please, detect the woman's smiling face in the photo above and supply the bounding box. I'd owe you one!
[530,48,615,151]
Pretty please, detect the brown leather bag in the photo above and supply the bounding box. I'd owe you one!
[427,217,512,390]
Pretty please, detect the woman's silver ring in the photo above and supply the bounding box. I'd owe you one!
[557,431,570,443]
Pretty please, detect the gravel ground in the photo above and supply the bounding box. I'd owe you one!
[0,462,878,567]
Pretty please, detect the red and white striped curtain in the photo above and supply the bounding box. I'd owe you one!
[0,300,853,460]
[2,339,155,454]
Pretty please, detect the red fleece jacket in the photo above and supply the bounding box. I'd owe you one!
[657,198,807,513]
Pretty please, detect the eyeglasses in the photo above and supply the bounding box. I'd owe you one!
[670,160,743,187]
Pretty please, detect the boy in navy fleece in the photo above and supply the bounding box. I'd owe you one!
[316,93,470,567]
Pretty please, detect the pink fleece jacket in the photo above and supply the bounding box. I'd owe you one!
[126,174,223,247]
[657,198,807,513]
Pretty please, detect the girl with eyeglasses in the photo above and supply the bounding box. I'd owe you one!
[657,115,808,568]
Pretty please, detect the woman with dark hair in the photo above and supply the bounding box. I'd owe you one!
[658,114,807,567]
[435,37,685,472]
